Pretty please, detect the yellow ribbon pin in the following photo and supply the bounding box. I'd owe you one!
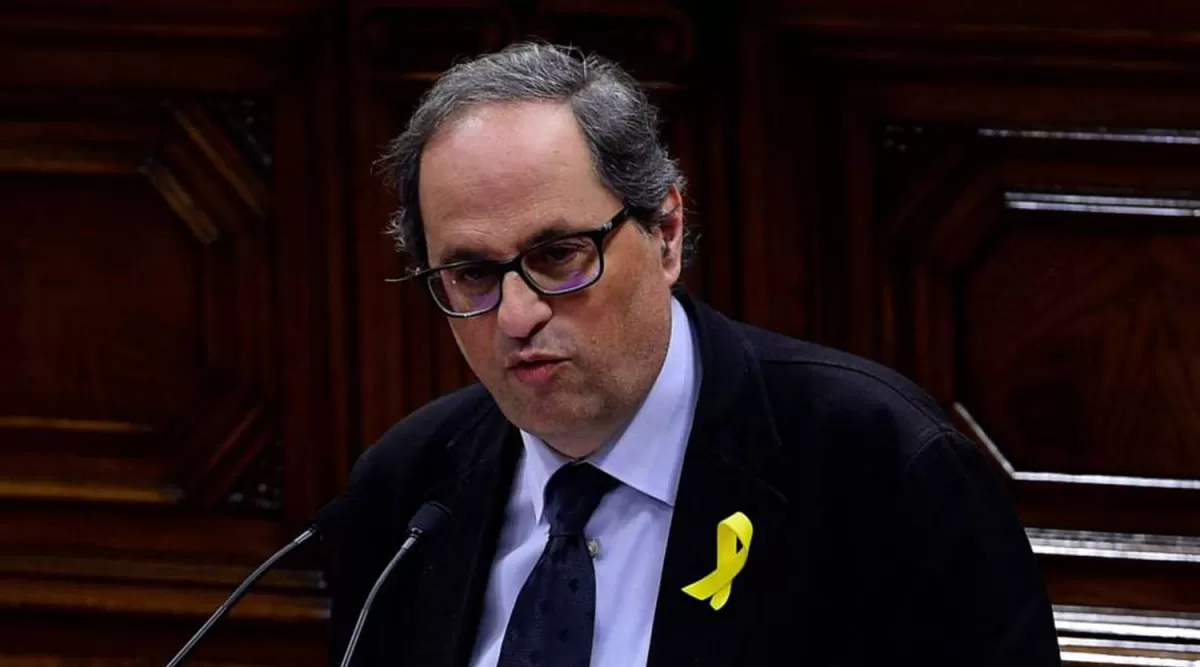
[681,511,753,610]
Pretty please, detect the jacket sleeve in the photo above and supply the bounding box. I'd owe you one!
[900,431,1062,666]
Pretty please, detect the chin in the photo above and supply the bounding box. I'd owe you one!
[508,397,601,440]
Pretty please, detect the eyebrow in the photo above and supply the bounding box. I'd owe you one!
[435,222,582,266]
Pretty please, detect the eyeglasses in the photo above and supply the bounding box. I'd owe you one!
[388,207,635,318]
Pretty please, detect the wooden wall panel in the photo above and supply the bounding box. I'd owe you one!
[4,1,1200,665]
[0,3,344,665]
[768,5,1200,663]
[0,94,284,515]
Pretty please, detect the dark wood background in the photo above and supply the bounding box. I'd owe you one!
[2,0,1199,665]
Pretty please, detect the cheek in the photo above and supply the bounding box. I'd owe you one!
[449,320,495,371]
[610,244,663,312]
[598,237,655,300]
[577,247,658,347]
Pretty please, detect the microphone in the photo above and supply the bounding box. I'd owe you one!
[162,496,355,667]
[337,500,452,667]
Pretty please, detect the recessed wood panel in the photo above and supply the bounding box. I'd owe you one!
[0,3,352,665]
[773,3,1200,646]
[961,220,1200,482]
[857,117,1200,626]
[0,97,281,511]
[0,85,329,667]
[0,172,204,433]
[869,126,1200,539]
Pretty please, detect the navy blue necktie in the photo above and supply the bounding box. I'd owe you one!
[497,462,618,667]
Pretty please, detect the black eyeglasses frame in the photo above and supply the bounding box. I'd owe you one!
[386,206,641,318]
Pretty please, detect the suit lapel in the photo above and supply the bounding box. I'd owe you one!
[646,436,788,667]
[646,293,794,667]
[408,406,522,667]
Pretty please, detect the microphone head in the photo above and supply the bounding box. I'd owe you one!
[311,495,355,541]
[408,501,452,535]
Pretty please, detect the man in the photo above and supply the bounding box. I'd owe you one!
[329,42,1061,667]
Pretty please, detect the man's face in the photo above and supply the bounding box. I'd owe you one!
[418,101,683,455]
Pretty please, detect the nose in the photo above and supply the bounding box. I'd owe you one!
[496,272,551,340]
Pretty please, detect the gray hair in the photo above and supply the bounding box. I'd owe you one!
[375,41,693,270]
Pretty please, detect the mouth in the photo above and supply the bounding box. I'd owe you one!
[508,358,567,385]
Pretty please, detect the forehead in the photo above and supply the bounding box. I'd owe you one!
[417,101,622,263]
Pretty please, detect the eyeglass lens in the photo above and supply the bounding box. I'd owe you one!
[428,235,603,314]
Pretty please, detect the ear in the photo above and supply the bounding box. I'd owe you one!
[656,184,685,283]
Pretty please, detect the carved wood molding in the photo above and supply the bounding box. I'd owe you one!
[0,660,269,667]
[1028,528,1200,564]
[958,403,1200,493]
[354,1,694,82]
[0,0,323,90]
[0,479,181,505]
[0,576,327,623]
[870,121,1200,555]
[0,0,328,41]
[774,0,1200,78]
[0,509,329,623]
[0,95,278,513]
[1055,605,1200,666]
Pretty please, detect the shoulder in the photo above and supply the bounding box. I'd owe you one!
[734,321,959,467]
[732,320,1013,539]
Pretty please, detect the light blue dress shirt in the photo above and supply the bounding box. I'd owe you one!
[468,296,701,667]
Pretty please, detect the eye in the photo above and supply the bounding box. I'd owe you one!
[533,238,590,265]
[543,245,581,264]
[449,265,491,284]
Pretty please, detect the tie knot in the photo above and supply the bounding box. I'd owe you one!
[544,463,617,536]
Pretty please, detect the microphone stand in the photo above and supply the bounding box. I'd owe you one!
[337,501,451,667]
[164,528,319,667]
[160,496,351,666]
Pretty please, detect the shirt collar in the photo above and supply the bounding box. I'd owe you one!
[520,296,701,521]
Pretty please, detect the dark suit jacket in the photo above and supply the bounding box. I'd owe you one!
[328,293,1062,666]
